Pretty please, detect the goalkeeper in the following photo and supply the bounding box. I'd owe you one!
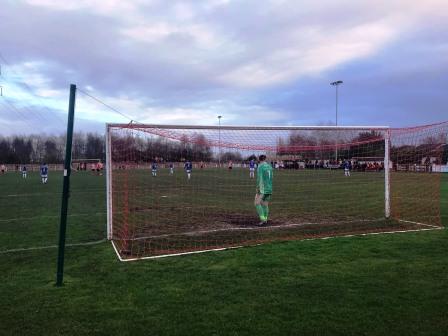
[254,155,273,226]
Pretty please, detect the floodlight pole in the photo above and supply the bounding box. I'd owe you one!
[218,115,222,167]
[56,84,76,287]
[331,80,343,162]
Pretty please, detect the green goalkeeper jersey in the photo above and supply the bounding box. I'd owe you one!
[257,162,273,194]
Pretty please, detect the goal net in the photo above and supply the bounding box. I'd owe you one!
[106,122,447,260]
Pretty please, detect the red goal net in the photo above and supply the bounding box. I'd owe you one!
[105,122,447,260]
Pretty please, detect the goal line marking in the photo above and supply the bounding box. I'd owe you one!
[0,239,107,254]
[112,225,444,262]
[111,240,248,262]
[0,212,106,223]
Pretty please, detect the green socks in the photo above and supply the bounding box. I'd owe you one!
[256,204,265,221]
[256,204,269,222]
[262,205,269,221]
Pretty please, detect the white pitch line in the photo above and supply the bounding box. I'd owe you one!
[397,219,441,229]
[111,240,124,261]
[112,240,251,262]
[302,226,444,241]
[0,212,106,223]
[113,226,444,262]
[0,239,107,254]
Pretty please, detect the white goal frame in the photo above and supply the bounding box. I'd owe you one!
[105,124,392,244]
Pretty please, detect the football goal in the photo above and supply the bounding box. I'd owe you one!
[105,122,447,260]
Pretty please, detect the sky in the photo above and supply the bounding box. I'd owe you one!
[0,0,447,135]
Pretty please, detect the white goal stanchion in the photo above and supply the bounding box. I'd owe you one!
[105,124,113,241]
[384,130,391,219]
[105,122,447,261]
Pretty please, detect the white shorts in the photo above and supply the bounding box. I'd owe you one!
[250,168,255,172]
[41,174,48,178]
[186,170,191,173]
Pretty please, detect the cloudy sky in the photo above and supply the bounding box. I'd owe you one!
[0,0,447,134]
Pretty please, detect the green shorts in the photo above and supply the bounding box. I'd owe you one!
[254,193,272,205]
[262,194,272,202]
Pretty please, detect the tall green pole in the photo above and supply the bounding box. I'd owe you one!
[56,84,76,287]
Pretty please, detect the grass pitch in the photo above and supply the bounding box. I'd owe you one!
[111,168,439,258]
[1,170,447,335]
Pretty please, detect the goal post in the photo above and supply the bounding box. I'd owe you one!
[385,129,391,219]
[105,123,113,240]
[105,122,447,260]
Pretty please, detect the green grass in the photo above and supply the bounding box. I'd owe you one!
[111,168,441,257]
[0,172,105,250]
[0,170,447,335]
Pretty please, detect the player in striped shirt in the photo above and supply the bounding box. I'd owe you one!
[254,155,273,226]
[40,163,48,184]
[184,161,192,180]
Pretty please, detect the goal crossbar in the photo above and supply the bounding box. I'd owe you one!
[107,123,390,131]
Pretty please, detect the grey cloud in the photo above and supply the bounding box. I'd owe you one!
[0,99,104,135]
[0,0,447,133]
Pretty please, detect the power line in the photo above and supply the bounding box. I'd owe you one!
[77,88,136,122]
[0,98,43,132]
[0,52,67,128]
[0,89,60,131]
[0,52,143,129]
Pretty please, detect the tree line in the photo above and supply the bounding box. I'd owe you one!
[277,130,386,161]
[110,133,259,163]
[0,133,105,164]
[0,132,247,165]
[278,130,447,164]
[1,131,446,165]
